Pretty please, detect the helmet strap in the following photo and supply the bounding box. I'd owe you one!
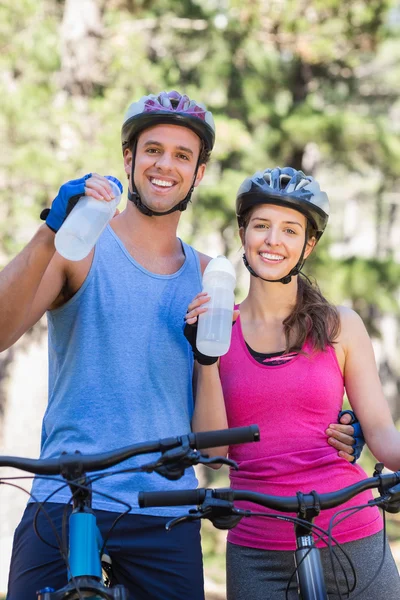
[127,140,201,217]
[242,223,310,285]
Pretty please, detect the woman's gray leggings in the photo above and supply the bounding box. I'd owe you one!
[226,532,400,599]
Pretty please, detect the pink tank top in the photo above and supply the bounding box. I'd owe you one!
[219,315,382,551]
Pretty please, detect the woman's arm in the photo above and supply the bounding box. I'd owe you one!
[186,291,229,461]
[191,361,229,462]
[339,306,400,471]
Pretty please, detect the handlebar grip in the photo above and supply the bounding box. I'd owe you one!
[190,425,260,450]
[138,488,207,508]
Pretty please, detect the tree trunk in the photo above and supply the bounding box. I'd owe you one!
[60,0,106,96]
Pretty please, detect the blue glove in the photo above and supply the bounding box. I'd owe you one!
[40,174,92,232]
[338,410,365,463]
[40,175,123,233]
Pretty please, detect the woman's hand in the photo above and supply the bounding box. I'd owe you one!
[184,293,239,365]
[184,293,218,366]
[185,292,240,325]
[185,291,210,325]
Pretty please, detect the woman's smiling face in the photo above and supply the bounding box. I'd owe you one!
[241,204,315,281]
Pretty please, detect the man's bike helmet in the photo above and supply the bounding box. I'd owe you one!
[236,167,330,284]
[121,91,215,217]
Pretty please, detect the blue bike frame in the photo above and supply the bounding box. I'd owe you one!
[69,510,103,580]
[37,477,127,599]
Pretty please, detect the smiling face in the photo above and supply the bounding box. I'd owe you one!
[124,123,206,215]
[240,204,316,281]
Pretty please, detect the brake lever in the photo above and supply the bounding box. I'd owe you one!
[139,445,238,481]
[165,491,248,531]
[165,509,211,531]
[374,482,400,514]
[138,439,195,479]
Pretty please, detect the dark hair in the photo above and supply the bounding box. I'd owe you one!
[199,142,211,165]
[283,275,340,353]
[241,207,340,352]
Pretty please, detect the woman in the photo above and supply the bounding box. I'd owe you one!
[186,167,400,599]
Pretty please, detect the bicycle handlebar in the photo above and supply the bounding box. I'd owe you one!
[138,470,400,510]
[193,425,259,449]
[0,425,260,476]
[139,488,210,507]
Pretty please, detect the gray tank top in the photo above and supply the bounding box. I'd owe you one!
[30,225,202,515]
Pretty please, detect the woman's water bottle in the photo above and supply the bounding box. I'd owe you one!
[196,255,236,357]
[55,177,122,261]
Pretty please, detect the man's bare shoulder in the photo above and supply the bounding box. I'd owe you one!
[195,250,212,275]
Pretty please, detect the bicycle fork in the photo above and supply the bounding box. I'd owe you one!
[295,534,327,600]
[294,493,328,600]
[37,510,127,599]
[37,469,127,600]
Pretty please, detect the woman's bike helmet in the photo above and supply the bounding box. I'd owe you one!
[121,91,215,217]
[236,167,330,284]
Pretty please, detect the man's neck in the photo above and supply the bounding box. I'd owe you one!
[110,204,185,274]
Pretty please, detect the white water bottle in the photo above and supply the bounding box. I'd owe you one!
[196,255,236,357]
[55,177,122,261]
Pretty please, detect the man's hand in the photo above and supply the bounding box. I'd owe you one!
[326,410,365,463]
[41,174,122,232]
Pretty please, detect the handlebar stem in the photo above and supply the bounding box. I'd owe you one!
[295,490,321,537]
[59,450,93,510]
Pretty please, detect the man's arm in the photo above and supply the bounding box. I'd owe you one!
[0,224,59,351]
[0,173,120,351]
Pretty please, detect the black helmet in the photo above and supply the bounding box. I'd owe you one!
[121,90,215,153]
[236,167,329,240]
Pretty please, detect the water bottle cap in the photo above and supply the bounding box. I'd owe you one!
[203,255,236,281]
[105,176,123,197]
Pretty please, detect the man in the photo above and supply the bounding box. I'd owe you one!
[1,91,358,599]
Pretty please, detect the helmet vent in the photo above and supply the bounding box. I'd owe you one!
[263,173,271,185]
[295,179,309,191]
[280,175,291,188]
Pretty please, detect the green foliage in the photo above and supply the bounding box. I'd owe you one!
[1,0,399,319]
[1,0,399,313]
[305,237,400,334]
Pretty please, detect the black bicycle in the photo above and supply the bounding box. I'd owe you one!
[139,462,400,600]
[1,424,260,599]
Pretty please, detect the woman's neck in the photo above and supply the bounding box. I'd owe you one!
[241,277,298,323]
